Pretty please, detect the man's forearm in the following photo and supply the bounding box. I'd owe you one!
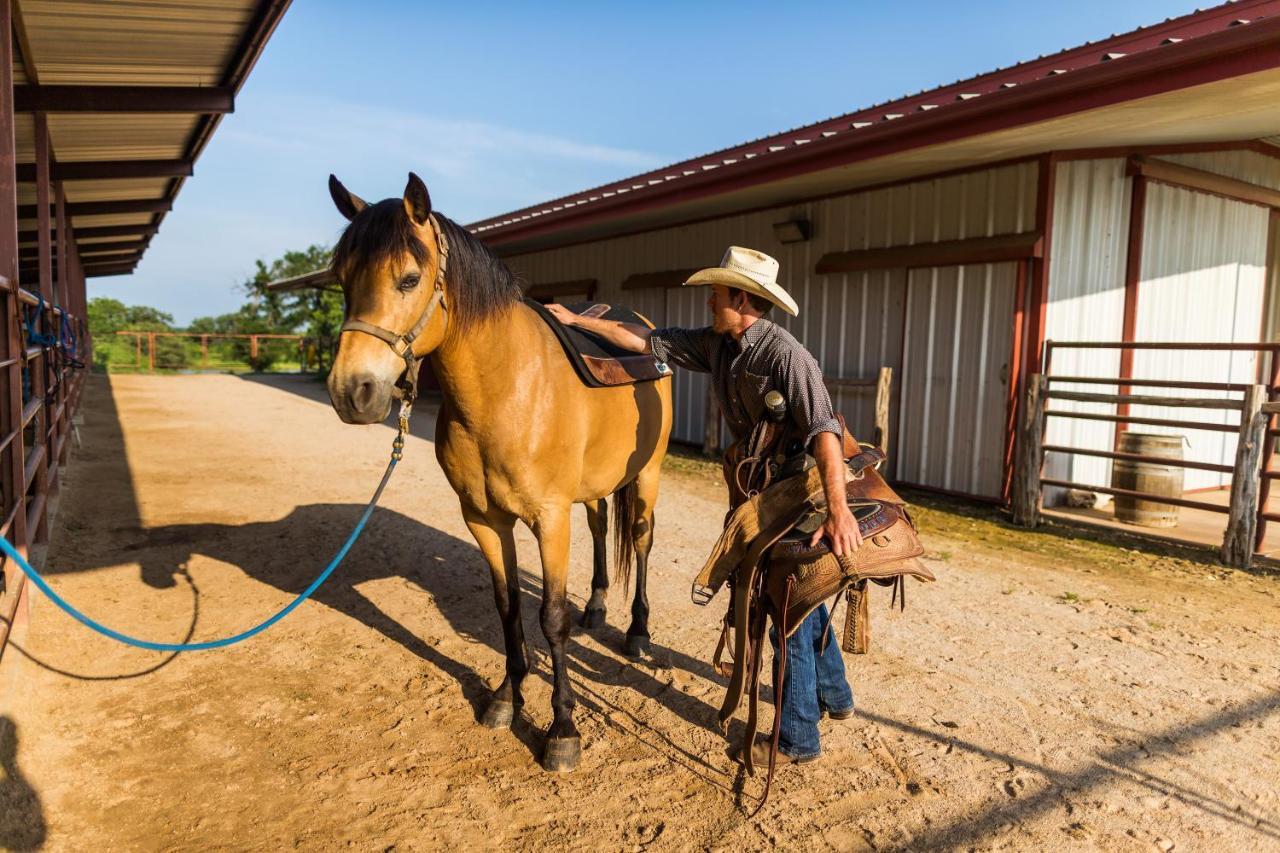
[569,316,654,354]
[812,431,848,512]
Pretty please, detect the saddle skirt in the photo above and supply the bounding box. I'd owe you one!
[525,298,672,388]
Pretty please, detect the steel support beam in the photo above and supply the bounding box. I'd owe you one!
[16,159,192,182]
[19,223,157,242]
[14,85,233,113]
[17,198,171,218]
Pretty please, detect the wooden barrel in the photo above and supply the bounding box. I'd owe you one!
[1111,433,1184,528]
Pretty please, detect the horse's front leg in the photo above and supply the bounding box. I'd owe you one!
[463,508,527,730]
[580,499,609,629]
[532,506,581,772]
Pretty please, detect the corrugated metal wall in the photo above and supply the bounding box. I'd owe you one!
[504,147,1276,502]
[898,262,1018,496]
[506,161,1038,498]
[1130,181,1270,489]
[1043,151,1274,500]
[1043,158,1131,491]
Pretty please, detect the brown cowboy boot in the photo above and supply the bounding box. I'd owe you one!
[730,737,822,767]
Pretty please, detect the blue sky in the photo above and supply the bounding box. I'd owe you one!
[92,0,1206,324]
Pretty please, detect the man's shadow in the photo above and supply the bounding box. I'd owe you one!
[0,717,45,851]
[91,503,730,759]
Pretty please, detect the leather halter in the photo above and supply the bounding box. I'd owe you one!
[339,212,450,403]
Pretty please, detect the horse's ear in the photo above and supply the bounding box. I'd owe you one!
[328,174,367,221]
[403,172,432,226]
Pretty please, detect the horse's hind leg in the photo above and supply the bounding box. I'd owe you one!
[624,461,662,659]
[533,506,581,772]
[463,509,527,730]
[580,499,608,629]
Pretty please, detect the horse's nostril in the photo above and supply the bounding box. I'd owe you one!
[352,380,377,413]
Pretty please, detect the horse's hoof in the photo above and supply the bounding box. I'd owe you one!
[481,699,515,730]
[624,634,651,659]
[580,607,607,629]
[541,736,581,772]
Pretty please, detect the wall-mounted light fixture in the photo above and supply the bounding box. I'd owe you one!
[772,218,811,244]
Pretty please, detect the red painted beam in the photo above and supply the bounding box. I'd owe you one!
[1116,175,1149,432]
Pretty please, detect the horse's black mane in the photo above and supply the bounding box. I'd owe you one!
[331,199,521,334]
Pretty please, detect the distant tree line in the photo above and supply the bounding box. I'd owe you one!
[87,244,344,374]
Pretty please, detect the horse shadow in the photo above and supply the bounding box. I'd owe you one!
[103,503,730,760]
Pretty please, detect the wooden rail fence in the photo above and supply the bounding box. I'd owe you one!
[113,330,309,372]
[1012,341,1279,568]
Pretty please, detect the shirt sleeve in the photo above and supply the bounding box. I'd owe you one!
[775,348,842,448]
[649,326,716,373]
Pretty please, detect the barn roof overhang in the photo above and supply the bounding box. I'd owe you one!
[470,0,1280,256]
[10,0,291,278]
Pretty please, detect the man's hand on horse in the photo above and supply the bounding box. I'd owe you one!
[545,303,577,325]
[811,502,862,557]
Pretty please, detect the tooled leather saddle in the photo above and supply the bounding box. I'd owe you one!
[699,414,933,811]
[525,298,672,387]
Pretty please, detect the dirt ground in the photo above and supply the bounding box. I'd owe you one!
[0,373,1276,851]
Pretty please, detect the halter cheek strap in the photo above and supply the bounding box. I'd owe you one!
[339,212,450,405]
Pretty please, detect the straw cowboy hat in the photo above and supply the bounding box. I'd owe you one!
[684,246,800,316]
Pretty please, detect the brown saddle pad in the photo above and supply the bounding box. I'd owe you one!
[525,298,672,388]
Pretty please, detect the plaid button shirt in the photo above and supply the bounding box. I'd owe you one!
[650,319,841,447]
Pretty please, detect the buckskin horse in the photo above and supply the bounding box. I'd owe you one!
[325,173,672,772]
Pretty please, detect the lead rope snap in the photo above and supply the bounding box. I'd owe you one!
[393,399,413,461]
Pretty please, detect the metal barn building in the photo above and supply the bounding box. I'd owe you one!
[469,0,1280,505]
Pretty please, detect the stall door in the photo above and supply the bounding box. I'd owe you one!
[897,262,1017,498]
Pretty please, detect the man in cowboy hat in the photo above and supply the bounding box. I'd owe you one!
[546,246,860,767]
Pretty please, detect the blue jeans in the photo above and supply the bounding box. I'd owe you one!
[769,604,854,760]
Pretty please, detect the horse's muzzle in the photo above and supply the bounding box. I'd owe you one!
[329,372,394,424]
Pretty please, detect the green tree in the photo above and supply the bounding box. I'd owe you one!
[86,297,175,370]
[242,244,342,373]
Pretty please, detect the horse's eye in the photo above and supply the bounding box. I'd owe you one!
[398,274,421,291]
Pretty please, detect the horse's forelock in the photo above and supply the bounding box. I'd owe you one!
[331,201,522,336]
[331,199,429,282]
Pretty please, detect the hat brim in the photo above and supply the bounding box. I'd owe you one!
[683,267,799,316]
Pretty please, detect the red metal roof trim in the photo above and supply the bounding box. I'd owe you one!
[469,0,1280,246]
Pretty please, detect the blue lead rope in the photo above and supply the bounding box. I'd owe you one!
[0,417,408,652]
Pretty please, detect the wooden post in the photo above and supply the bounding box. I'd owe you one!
[250,335,259,362]
[1012,374,1046,528]
[1221,384,1266,568]
[702,384,721,457]
[148,332,155,372]
[874,366,892,457]
[134,332,141,368]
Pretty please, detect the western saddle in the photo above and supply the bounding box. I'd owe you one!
[526,298,672,387]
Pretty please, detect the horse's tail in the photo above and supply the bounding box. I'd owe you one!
[612,479,638,591]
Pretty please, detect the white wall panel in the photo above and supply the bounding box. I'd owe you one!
[1130,182,1269,489]
[898,263,1017,497]
[1043,158,1131,493]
